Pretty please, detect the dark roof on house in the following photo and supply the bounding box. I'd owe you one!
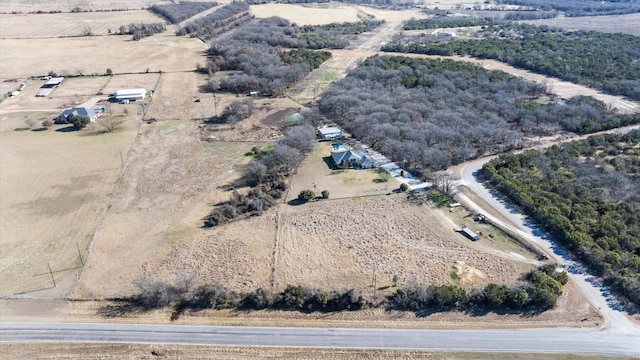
[60,107,97,120]
[331,148,375,167]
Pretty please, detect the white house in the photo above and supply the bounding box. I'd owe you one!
[56,107,99,124]
[318,126,342,141]
[110,88,146,102]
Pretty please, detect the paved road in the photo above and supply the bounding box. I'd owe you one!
[1,322,639,355]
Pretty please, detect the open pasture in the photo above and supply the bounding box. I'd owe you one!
[46,76,109,98]
[250,3,361,25]
[521,13,640,36]
[0,111,138,296]
[0,10,163,38]
[0,0,219,13]
[103,73,160,96]
[0,32,207,79]
[142,71,212,121]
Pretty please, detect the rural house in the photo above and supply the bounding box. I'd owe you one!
[56,107,98,124]
[318,126,343,141]
[331,146,375,169]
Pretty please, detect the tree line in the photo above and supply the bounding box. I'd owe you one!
[120,264,567,316]
[480,130,640,307]
[384,23,640,101]
[176,1,252,40]
[203,117,317,227]
[118,23,166,41]
[403,16,493,30]
[496,0,640,16]
[318,55,638,175]
[150,1,219,24]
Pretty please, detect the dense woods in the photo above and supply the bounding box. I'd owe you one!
[176,2,252,40]
[481,130,640,307]
[206,17,371,95]
[496,0,640,16]
[149,2,218,24]
[384,23,640,101]
[131,264,567,314]
[280,49,332,69]
[403,16,492,30]
[299,20,384,49]
[318,55,637,174]
[206,17,311,95]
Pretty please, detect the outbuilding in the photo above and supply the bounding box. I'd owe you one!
[109,88,146,102]
[460,226,480,241]
[318,126,342,141]
[42,77,64,88]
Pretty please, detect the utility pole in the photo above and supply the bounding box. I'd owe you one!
[213,94,219,117]
[77,243,84,266]
[372,265,377,303]
[48,261,56,288]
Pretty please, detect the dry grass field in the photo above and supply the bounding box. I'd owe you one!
[3,343,629,360]
[0,10,163,38]
[250,3,361,25]
[521,13,640,36]
[272,196,529,292]
[0,31,207,78]
[2,0,634,332]
[0,111,138,297]
[0,0,220,13]
[74,119,259,298]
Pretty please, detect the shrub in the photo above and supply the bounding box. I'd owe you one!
[321,190,330,199]
[399,183,409,192]
[298,189,315,203]
[135,275,176,309]
[69,114,90,130]
[42,119,54,129]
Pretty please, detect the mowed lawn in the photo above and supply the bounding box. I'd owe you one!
[0,112,138,295]
[287,141,396,202]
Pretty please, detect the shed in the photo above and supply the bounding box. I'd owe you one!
[37,88,54,97]
[318,126,342,141]
[42,77,64,88]
[110,88,146,102]
[460,226,480,241]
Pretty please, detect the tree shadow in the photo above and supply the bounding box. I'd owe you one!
[463,306,545,318]
[97,297,149,318]
[55,126,77,132]
[287,198,306,206]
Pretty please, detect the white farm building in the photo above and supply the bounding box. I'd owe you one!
[110,88,146,102]
[318,126,343,141]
